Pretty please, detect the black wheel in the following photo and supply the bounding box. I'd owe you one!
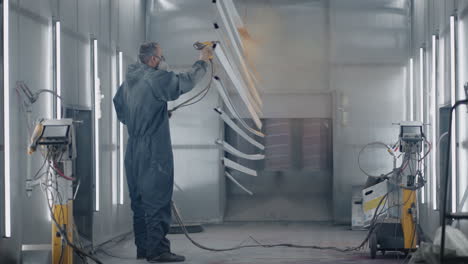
[369,232,377,259]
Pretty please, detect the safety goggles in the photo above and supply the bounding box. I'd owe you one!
[154,55,165,62]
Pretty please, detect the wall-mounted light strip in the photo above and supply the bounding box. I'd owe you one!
[431,35,438,210]
[450,15,457,213]
[419,48,425,122]
[409,58,414,121]
[419,47,425,204]
[110,51,118,205]
[54,21,61,119]
[93,39,100,212]
[118,51,125,205]
[3,0,11,238]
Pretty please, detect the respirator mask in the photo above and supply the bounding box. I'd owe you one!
[156,55,169,71]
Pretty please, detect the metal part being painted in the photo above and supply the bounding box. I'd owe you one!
[215,139,265,160]
[214,107,264,150]
[213,77,264,137]
[222,157,257,177]
[225,171,253,195]
[214,46,262,128]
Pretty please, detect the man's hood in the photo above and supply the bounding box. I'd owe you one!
[126,63,154,86]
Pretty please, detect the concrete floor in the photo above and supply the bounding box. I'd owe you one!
[96,223,408,264]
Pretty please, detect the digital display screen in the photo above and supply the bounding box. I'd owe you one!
[42,125,69,139]
[402,126,421,135]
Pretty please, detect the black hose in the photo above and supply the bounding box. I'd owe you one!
[171,194,389,253]
[169,60,214,114]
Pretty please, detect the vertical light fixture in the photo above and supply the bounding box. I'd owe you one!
[118,51,125,205]
[431,35,438,210]
[409,58,414,121]
[2,0,11,238]
[450,15,457,213]
[419,47,425,204]
[111,51,118,205]
[54,21,61,119]
[93,39,100,212]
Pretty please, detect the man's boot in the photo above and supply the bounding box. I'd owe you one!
[147,252,186,263]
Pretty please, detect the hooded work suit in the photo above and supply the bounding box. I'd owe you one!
[113,60,208,258]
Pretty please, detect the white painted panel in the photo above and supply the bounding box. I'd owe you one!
[215,139,265,160]
[215,46,262,128]
[214,77,264,137]
[225,171,253,196]
[215,108,264,150]
[223,157,257,177]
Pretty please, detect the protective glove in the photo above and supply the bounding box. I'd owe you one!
[199,46,213,62]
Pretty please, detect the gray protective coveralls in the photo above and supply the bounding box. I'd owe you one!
[113,60,208,257]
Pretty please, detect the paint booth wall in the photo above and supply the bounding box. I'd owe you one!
[0,0,145,262]
[224,0,333,221]
[146,0,332,222]
[231,0,409,223]
[146,0,225,223]
[330,0,409,223]
[146,0,410,223]
[411,0,468,239]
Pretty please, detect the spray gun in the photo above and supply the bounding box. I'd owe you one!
[193,41,219,50]
[193,41,219,60]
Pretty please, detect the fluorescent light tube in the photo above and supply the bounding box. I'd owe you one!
[420,47,425,204]
[93,39,100,212]
[55,21,61,119]
[450,15,457,213]
[409,58,414,121]
[118,51,125,205]
[3,0,11,238]
[431,35,438,210]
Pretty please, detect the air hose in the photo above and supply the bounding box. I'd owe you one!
[170,201,377,253]
[168,60,215,116]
